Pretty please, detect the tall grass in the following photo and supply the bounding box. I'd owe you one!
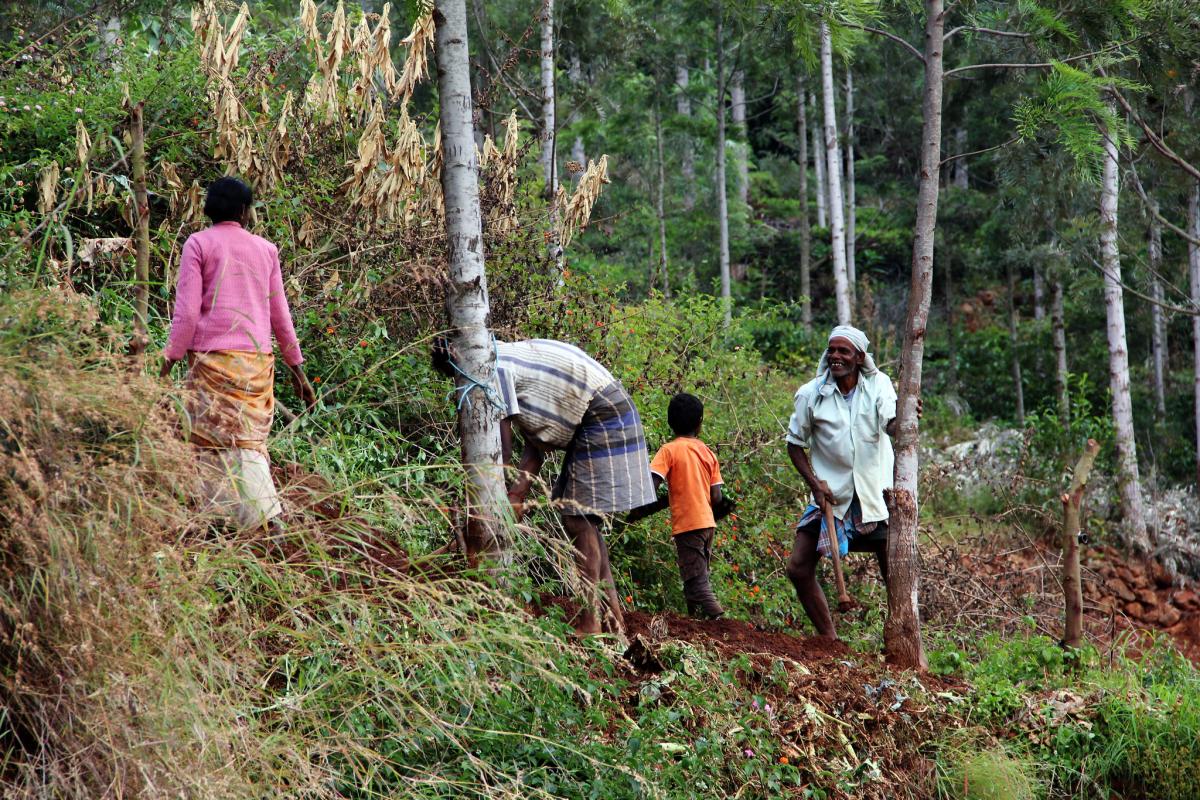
[0,289,645,798]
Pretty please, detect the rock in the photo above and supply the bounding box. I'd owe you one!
[1136,588,1158,607]
[1151,561,1174,589]
[1157,605,1182,628]
[1172,589,1199,609]
[1106,578,1136,603]
[1124,601,1146,619]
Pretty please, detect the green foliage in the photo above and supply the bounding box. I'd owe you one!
[1013,61,1141,182]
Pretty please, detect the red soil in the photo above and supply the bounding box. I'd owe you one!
[623,607,849,663]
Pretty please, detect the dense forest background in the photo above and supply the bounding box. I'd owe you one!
[1,0,1199,798]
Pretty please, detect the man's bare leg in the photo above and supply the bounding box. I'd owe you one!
[785,527,836,638]
[563,514,603,635]
[592,520,626,634]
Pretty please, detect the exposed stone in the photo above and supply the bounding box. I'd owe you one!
[1106,578,1136,603]
[1172,589,1199,609]
[1157,605,1183,628]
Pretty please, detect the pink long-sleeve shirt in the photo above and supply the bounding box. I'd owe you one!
[164,221,303,366]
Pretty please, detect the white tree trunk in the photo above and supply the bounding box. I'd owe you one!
[812,90,827,229]
[1148,199,1167,417]
[951,126,968,189]
[571,137,586,173]
[1007,261,1025,426]
[797,73,812,332]
[716,8,731,326]
[844,67,857,313]
[1052,278,1070,424]
[1189,182,1200,490]
[731,69,749,208]
[654,103,670,299]
[819,20,850,325]
[568,53,586,173]
[1032,266,1045,321]
[539,0,555,195]
[676,59,695,211]
[434,0,509,565]
[886,0,942,672]
[1099,116,1150,554]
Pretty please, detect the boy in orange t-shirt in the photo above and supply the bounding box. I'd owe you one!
[648,393,726,619]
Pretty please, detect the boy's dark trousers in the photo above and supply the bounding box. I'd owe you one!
[673,527,724,618]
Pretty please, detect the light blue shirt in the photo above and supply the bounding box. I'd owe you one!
[786,370,897,524]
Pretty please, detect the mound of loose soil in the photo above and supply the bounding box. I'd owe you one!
[623,607,849,664]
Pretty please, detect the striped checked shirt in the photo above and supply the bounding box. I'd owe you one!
[494,339,615,448]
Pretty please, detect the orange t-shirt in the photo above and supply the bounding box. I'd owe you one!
[649,437,724,535]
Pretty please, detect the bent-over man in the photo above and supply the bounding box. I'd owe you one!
[434,337,654,635]
[784,325,915,639]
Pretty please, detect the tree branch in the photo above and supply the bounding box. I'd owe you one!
[945,40,1137,79]
[939,135,1020,167]
[1089,256,1200,316]
[847,23,925,64]
[1106,81,1200,183]
[1125,158,1200,246]
[944,25,1032,42]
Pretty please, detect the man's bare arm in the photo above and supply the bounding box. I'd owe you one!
[788,442,832,508]
[500,417,514,466]
[506,438,546,504]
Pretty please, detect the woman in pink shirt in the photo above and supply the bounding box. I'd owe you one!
[161,177,315,529]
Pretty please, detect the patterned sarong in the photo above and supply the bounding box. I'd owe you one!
[186,351,281,527]
[796,495,884,558]
[186,351,275,453]
[552,381,655,516]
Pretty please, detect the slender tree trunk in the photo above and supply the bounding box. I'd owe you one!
[951,126,968,188]
[1189,181,1200,490]
[470,0,494,140]
[1062,439,1100,649]
[1099,114,1150,554]
[130,100,149,356]
[654,103,671,299]
[797,73,812,332]
[886,0,943,671]
[731,69,749,209]
[716,7,731,327]
[1052,278,1070,424]
[1032,266,1045,321]
[1007,260,1025,426]
[568,53,586,172]
[844,67,857,313]
[1148,199,1167,418]
[539,0,555,196]
[944,256,957,394]
[434,0,508,565]
[812,91,827,229]
[819,20,850,325]
[676,58,695,211]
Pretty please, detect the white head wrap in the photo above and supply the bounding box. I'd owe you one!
[816,324,878,378]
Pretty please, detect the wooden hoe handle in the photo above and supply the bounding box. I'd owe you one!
[823,500,853,610]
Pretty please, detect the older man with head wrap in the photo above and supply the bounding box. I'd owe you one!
[783,325,917,639]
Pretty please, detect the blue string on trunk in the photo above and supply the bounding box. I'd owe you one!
[447,337,508,414]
